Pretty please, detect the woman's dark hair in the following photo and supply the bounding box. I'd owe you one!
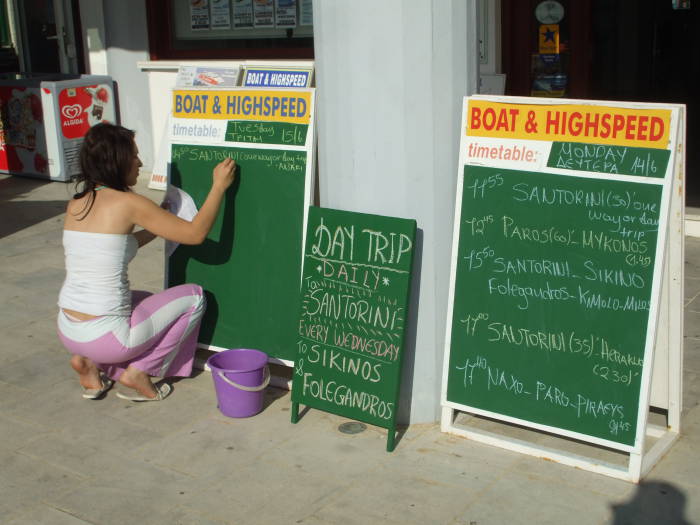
[72,123,136,219]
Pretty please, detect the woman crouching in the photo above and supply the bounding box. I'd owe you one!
[57,123,235,401]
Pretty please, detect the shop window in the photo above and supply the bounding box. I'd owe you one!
[146,0,313,60]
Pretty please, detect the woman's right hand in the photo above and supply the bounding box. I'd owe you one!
[213,158,236,191]
[129,156,236,245]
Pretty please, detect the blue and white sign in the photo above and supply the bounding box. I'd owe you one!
[242,68,312,88]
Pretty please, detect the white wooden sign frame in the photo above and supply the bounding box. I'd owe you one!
[440,95,685,482]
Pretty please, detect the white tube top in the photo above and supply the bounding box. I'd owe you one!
[58,230,138,316]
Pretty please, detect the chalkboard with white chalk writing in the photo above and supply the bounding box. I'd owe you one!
[291,207,416,451]
[168,142,309,361]
[444,164,664,447]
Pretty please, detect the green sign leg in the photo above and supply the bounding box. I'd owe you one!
[291,401,299,424]
[386,426,396,452]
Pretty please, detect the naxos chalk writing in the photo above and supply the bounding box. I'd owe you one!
[455,355,631,435]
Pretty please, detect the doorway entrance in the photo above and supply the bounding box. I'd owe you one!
[502,0,699,204]
[14,0,83,74]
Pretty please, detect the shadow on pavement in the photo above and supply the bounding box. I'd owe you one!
[0,176,67,238]
[611,480,692,525]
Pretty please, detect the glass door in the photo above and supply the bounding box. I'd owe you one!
[15,0,80,74]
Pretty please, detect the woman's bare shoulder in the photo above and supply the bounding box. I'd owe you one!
[64,189,155,232]
[120,190,160,210]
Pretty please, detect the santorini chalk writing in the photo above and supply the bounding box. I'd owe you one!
[446,163,662,446]
[171,144,306,173]
[511,183,660,214]
[292,207,416,434]
[492,256,572,277]
[303,289,404,330]
[459,312,643,381]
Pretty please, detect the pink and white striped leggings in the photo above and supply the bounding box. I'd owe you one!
[57,284,205,381]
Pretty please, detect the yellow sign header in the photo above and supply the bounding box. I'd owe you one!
[172,89,312,124]
[467,100,672,149]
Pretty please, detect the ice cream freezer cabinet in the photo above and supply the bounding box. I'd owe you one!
[0,75,116,182]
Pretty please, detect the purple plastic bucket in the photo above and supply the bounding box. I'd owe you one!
[207,349,269,418]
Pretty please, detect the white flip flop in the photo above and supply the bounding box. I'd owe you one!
[82,376,114,400]
[115,383,172,402]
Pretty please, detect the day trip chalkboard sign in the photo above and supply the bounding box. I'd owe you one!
[442,96,681,457]
[167,88,315,362]
[291,207,416,452]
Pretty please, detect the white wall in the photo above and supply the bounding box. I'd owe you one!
[313,1,478,423]
[78,0,154,170]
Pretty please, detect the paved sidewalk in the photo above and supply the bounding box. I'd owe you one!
[1,173,699,525]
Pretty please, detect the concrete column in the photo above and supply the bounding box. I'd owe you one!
[78,0,108,75]
[313,1,479,423]
[77,0,154,170]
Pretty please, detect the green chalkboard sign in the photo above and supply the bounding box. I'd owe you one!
[444,165,664,448]
[291,207,416,451]
[168,142,309,361]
